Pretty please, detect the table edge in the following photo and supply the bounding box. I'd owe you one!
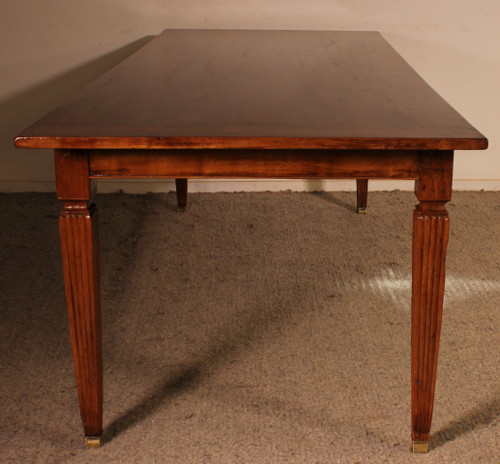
[14,136,488,151]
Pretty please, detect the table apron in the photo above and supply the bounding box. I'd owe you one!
[88,149,419,179]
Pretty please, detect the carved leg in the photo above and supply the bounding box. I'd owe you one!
[55,150,102,448]
[60,202,103,447]
[411,203,449,452]
[356,179,368,214]
[175,178,188,210]
[411,151,453,453]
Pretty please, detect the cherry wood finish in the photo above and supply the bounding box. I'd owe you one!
[88,149,421,179]
[15,30,487,451]
[15,30,486,152]
[55,150,102,439]
[411,151,453,444]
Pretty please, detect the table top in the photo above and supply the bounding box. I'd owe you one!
[15,29,487,151]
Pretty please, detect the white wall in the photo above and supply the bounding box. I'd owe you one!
[1,0,498,193]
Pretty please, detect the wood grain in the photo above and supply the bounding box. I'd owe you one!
[54,150,95,201]
[59,204,102,438]
[411,151,453,445]
[411,206,449,443]
[89,149,420,179]
[55,150,102,440]
[14,30,489,451]
[15,30,487,151]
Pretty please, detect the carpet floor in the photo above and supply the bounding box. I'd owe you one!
[0,191,498,463]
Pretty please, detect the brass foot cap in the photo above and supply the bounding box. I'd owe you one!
[412,440,429,453]
[357,207,367,214]
[85,436,101,448]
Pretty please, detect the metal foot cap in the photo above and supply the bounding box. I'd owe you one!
[85,436,101,448]
[357,207,367,214]
[412,440,429,453]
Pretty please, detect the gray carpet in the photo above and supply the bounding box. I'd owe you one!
[0,191,498,463]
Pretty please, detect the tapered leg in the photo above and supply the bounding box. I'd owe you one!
[55,150,103,448]
[60,202,103,446]
[356,179,368,214]
[411,203,449,452]
[175,178,188,209]
[411,151,453,453]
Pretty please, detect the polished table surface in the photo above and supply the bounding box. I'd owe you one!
[16,29,485,150]
[15,30,487,452]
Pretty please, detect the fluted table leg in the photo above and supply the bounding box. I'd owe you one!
[411,151,453,453]
[59,203,102,446]
[55,150,102,447]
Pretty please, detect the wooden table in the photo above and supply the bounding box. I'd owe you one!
[15,29,487,453]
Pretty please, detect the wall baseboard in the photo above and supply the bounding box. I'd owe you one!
[1,179,499,194]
